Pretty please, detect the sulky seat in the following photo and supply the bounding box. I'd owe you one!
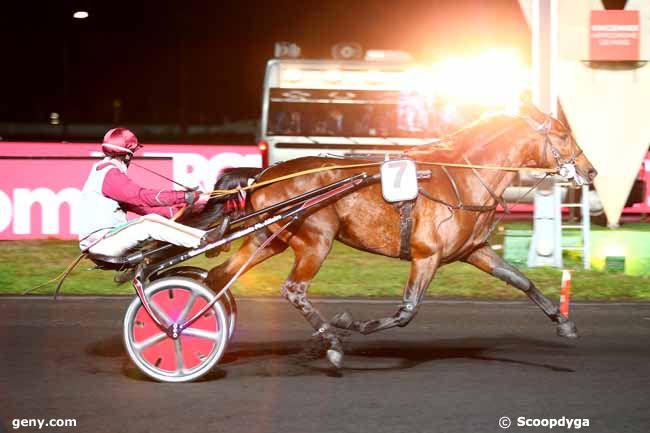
[86,253,132,271]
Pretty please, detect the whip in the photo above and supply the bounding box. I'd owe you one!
[130,161,193,191]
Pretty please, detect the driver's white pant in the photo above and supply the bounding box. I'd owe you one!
[88,214,206,257]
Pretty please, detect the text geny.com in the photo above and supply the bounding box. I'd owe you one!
[12,419,77,430]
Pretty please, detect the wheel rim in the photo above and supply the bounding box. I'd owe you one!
[123,278,228,382]
[221,289,237,340]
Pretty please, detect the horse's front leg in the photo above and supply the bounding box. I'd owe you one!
[264,218,349,369]
[331,253,440,335]
[463,243,578,338]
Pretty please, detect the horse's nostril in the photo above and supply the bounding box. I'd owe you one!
[589,169,598,179]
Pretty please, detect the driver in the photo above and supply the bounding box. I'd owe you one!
[78,127,216,256]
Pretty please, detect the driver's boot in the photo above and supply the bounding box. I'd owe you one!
[199,216,230,248]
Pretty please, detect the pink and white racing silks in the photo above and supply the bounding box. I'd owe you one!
[78,157,203,254]
[101,163,187,217]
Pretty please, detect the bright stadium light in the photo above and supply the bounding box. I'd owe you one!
[282,68,302,83]
[365,50,413,63]
[402,67,435,95]
[324,69,343,83]
[49,112,60,125]
[365,70,386,84]
[73,11,89,19]
[431,49,530,111]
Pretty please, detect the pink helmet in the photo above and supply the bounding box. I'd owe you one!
[101,128,142,157]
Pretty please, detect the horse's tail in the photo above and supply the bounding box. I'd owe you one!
[180,167,263,229]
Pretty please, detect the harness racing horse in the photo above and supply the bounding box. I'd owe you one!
[190,103,597,368]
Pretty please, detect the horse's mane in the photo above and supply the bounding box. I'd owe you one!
[450,112,524,141]
[407,111,524,158]
[179,167,262,229]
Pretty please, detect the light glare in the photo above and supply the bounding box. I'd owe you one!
[324,69,343,83]
[73,11,89,19]
[602,244,625,257]
[430,49,530,111]
[282,68,302,83]
[365,70,385,84]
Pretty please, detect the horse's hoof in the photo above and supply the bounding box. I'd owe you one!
[330,311,354,330]
[327,349,344,369]
[557,320,579,338]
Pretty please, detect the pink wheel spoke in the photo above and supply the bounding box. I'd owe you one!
[177,292,199,323]
[133,332,167,352]
[148,299,172,326]
[174,339,185,374]
[183,327,220,341]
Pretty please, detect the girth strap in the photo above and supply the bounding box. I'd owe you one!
[397,200,415,261]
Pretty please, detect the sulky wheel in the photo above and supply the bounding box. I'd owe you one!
[123,277,229,383]
[149,266,237,340]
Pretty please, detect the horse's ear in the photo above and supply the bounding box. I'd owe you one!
[518,94,546,124]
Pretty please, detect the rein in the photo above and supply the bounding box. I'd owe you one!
[208,160,557,199]
[207,115,568,199]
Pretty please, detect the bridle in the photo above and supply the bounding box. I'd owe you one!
[525,115,587,185]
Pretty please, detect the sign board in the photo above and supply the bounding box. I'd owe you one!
[0,142,261,240]
[589,10,640,61]
[518,0,650,226]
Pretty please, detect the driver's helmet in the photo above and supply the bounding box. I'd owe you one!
[101,128,142,157]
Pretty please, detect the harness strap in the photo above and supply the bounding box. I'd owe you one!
[53,253,88,300]
[417,187,497,212]
[440,165,463,206]
[397,200,415,261]
[23,252,88,298]
[429,163,499,212]
[463,155,510,213]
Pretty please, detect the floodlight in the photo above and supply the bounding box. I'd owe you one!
[282,68,303,83]
[365,70,385,84]
[324,69,343,83]
[365,50,413,63]
[49,112,60,125]
[275,42,301,59]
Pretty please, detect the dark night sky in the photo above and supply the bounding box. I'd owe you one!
[1,0,529,128]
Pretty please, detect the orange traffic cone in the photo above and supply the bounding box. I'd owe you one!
[560,269,572,318]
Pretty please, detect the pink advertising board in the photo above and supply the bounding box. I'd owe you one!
[0,142,261,240]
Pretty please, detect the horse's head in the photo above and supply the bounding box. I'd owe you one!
[520,103,597,186]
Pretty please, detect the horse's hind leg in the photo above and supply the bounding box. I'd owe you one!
[331,253,440,335]
[464,244,578,338]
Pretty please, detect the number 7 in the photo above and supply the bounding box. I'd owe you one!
[387,161,407,188]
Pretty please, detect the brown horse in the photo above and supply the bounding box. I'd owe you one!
[194,103,597,368]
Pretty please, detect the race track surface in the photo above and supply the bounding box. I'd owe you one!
[1,297,649,433]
